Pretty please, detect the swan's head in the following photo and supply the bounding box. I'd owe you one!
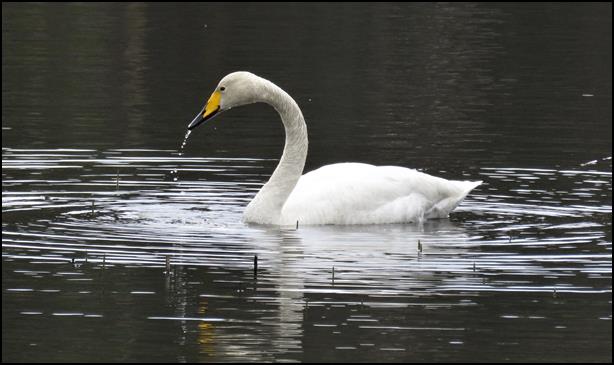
[188,71,264,130]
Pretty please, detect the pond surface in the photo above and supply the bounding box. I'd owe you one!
[2,3,612,362]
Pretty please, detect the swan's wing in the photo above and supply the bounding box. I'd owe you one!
[281,163,480,225]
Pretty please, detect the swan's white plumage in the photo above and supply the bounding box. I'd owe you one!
[192,71,481,226]
[281,163,481,225]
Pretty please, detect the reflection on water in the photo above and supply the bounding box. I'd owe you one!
[3,2,612,363]
[2,148,611,362]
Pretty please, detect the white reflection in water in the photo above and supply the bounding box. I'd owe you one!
[2,148,612,361]
[2,148,611,286]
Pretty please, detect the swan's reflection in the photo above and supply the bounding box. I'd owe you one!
[249,219,474,359]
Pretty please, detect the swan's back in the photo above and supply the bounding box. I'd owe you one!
[280,163,481,225]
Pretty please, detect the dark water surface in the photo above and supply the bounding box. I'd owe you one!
[3,3,611,362]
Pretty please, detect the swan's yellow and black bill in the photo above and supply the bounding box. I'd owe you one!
[188,90,221,130]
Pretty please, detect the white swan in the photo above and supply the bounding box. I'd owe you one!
[188,71,481,226]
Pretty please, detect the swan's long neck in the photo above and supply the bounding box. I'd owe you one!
[244,80,308,224]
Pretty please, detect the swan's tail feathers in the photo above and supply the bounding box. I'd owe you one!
[456,180,482,202]
[463,180,483,193]
[427,180,482,219]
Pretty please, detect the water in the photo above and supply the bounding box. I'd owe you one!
[2,3,612,362]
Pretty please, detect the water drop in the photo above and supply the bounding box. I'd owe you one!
[180,129,192,152]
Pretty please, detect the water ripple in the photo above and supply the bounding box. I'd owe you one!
[3,148,611,297]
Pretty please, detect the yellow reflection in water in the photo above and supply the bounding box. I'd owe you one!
[197,298,216,358]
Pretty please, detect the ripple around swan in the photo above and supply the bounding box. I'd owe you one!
[2,148,612,362]
[3,148,611,289]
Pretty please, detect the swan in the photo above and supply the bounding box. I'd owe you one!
[187,71,481,226]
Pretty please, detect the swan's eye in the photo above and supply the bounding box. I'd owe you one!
[220,86,226,91]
